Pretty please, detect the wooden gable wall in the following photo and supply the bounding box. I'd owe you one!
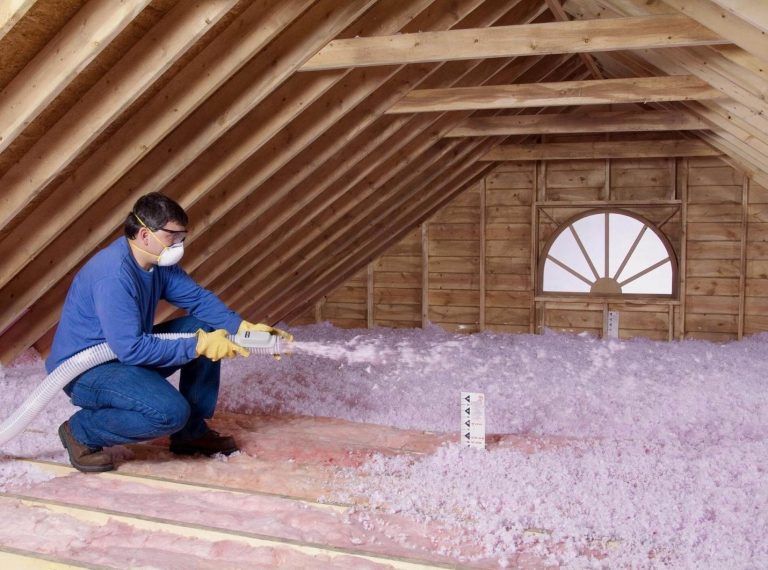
[306,149,768,343]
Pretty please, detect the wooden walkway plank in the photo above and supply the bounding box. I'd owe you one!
[0,495,453,569]
[0,547,98,569]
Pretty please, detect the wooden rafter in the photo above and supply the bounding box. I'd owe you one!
[162,0,477,273]
[154,1,548,319]
[662,0,768,65]
[282,163,494,324]
[0,0,35,41]
[232,82,595,324]
[574,0,768,182]
[709,0,768,35]
[256,143,498,323]
[0,0,238,237]
[0,0,376,355]
[0,0,511,362]
[277,150,498,324]
[226,58,586,323]
[0,0,151,155]
[148,0,511,324]
[387,76,721,113]
[544,0,603,79]
[479,140,721,161]
[445,110,708,137]
[601,48,768,169]
[300,14,726,70]
[603,53,768,188]
[216,57,583,318]
[230,137,485,315]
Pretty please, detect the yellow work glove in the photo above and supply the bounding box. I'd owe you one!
[238,320,294,342]
[195,329,250,361]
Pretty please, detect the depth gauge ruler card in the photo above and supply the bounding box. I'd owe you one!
[461,391,485,449]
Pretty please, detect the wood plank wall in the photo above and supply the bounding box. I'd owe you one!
[292,155,768,343]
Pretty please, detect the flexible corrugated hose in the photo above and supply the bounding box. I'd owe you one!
[0,332,283,445]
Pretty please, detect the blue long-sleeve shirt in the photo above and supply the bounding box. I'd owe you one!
[45,237,242,372]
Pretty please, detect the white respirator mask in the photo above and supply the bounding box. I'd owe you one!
[155,242,184,266]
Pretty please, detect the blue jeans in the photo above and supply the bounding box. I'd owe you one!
[64,316,220,449]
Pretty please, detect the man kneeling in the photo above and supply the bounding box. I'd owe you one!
[46,192,291,472]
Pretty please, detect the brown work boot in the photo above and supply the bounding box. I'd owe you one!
[169,429,239,456]
[58,421,114,473]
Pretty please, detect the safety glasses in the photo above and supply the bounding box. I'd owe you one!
[157,227,188,244]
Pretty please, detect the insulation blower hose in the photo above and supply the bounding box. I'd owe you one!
[0,332,283,446]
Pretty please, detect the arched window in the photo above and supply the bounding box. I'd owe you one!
[540,210,677,297]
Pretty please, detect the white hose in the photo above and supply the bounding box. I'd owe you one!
[0,332,283,446]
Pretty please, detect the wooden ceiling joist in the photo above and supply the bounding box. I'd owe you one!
[445,109,709,137]
[300,14,726,70]
[0,0,238,237]
[479,139,721,161]
[0,0,36,41]
[387,75,721,113]
[0,0,151,156]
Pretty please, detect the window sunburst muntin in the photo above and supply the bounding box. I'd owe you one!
[541,211,675,296]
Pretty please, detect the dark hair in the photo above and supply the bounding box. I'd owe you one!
[124,192,188,239]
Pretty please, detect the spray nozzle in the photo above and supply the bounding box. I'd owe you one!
[232,330,291,359]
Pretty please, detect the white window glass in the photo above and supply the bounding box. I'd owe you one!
[616,229,669,284]
[608,214,644,278]
[572,214,605,278]
[541,211,673,296]
[622,261,673,294]
[547,226,594,282]
[543,260,592,292]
